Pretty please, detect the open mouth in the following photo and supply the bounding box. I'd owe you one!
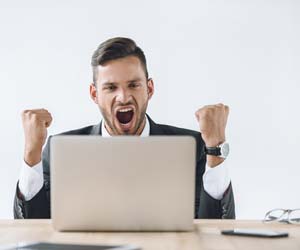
[116,107,134,125]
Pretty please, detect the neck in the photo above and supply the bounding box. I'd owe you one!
[136,116,146,135]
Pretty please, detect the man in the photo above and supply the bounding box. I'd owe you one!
[14,37,235,219]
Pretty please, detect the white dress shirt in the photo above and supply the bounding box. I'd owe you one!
[19,116,231,201]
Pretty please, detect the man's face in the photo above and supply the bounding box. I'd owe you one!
[90,56,154,135]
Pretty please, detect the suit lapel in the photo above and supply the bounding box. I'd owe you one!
[90,121,102,135]
[147,114,165,135]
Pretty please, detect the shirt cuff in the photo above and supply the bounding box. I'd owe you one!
[202,159,231,200]
[18,160,44,201]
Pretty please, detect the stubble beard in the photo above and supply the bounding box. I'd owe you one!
[100,101,148,135]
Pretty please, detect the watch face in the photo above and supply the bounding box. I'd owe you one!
[221,143,230,157]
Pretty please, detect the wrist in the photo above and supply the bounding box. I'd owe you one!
[24,148,42,166]
[206,155,225,168]
[204,138,225,147]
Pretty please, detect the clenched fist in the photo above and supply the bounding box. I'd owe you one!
[22,109,52,166]
[195,103,229,147]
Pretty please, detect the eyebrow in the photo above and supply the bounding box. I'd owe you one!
[101,78,143,86]
[101,82,116,86]
[127,78,143,83]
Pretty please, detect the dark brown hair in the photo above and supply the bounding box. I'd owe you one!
[91,37,149,83]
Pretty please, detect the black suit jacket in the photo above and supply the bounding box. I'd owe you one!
[14,115,235,219]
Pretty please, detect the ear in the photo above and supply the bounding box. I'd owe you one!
[89,83,98,104]
[147,78,154,100]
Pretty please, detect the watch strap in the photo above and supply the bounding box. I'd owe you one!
[204,146,221,156]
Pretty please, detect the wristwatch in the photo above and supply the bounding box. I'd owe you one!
[204,142,229,158]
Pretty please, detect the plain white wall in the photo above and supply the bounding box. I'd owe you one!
[0,0,299,219]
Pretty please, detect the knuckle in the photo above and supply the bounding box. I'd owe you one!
[196,108,203,115]
[31,113,38,121]
[23,110,33,119]
[215,105,224,113]
[202,109,210,117]
[196,107,202,112]
[23,109,31,115]
[208,107,215,112]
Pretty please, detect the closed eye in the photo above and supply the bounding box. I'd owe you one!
[103,84,117,91]
[128,82,141,88]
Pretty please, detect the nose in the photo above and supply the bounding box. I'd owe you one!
[115,87,131,104]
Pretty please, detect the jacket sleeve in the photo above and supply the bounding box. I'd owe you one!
[198,181,235,219]
[13,139,51,219]
[195,141,235,219]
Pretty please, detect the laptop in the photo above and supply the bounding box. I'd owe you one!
[50,136,196,232]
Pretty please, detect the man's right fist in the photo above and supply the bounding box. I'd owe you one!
[22,109,52,166]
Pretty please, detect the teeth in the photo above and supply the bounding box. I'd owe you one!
[118,108,133,113]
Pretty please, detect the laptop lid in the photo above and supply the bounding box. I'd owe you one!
[50,136,196,231]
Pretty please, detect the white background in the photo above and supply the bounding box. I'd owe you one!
[0,0,299,219]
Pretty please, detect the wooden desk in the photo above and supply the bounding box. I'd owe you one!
[1,219,299,250]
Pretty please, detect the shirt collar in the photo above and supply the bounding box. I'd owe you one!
[101,116,150,137]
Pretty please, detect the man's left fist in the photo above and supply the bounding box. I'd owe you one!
[195,103,229,147]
